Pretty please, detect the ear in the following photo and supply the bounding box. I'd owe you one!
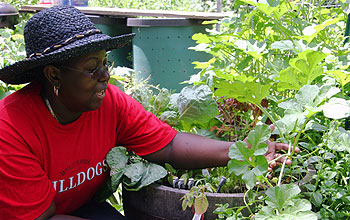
[43,65,62,87]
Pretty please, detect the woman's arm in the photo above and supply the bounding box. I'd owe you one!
[143,132,294,169]
[144,132,231,169]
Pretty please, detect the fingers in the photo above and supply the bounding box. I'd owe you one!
[274,142,300,153]
[269,124,275,132]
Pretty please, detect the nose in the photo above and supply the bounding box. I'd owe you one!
[97,67,110,82]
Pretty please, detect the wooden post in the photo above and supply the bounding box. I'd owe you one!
[216,0,222,31]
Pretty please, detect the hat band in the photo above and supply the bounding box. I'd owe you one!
[26,29,102,60]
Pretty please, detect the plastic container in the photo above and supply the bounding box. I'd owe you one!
[128,18,212,91]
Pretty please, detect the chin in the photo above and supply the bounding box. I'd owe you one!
[88,99,104,111]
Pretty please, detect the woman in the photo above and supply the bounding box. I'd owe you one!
[0,5,295,220]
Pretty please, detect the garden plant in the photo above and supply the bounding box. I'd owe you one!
[2,0,350,219]
[105,0,350,219]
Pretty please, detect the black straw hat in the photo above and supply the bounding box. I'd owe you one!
[0,5,135,85]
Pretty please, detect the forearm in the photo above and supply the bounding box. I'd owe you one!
[144,132,232,169]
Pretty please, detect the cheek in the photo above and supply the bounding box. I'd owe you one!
[60,80,97,111]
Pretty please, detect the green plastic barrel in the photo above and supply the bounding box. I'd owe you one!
[90,16,133,68]
[128,18,212,91]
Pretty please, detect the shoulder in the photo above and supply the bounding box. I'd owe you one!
[0,82,40,114]
[0,82,42,136]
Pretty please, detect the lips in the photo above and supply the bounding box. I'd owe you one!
[96,89,106,99]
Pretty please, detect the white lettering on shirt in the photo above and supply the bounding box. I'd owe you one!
[52,159,108,193]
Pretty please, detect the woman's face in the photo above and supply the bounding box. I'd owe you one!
[57,50,110,112]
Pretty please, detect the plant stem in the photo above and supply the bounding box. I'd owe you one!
[256,103,287,141]
[243,189,253,215]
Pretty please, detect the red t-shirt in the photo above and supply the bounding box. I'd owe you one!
[0,82,177,219]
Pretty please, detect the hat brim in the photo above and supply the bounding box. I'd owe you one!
[0,33,135,85]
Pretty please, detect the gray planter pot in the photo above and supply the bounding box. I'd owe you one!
[123,184,248,220]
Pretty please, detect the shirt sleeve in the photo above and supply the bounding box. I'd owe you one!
[113,87,177,156]
[0,119,56,219]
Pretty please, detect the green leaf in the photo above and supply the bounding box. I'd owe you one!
[214,80,271,106]
[326,70,350,87]
[276,51,327,91]
[242,170,257,189]
[110,170,124,192]
[106,147,128,170]
[123,162,145,187]
[327,126,350,152]
[164,163,177,175]
[123,162,167,191]
[265,184,301,211]
[321,97,350,119]
[299,17,341,43]
[228,141,247,161]
[235,141,251,161]
[192,33,211,44]
[234,39,267,59]
[178,85,218,130]
[275,113,306,135]
[276,67,304,91]
[153,88,170,114]
[246,124,271,151]
[311,192,323,207]
[0,88,11,100]
[271,40,294,51]
[227,159,249,175]
[254,142,268,156]
[267,0,280,7]
[194,194,209,214]
[252,155,269,176]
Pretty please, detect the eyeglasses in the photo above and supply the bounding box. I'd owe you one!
[59,61,113,80]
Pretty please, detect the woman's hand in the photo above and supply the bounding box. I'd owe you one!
[265,141,300,172]
[244,124,300,172]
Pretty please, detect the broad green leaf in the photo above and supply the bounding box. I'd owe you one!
[311,192,323,207]
[275,113,306,135]
[278,99,303,113]
[153,88,170,114]
[252,155,268,176]
[228,142,246,161]
[244,82,271,105]
[321,97,350,119]
[327,127,350,152]
[124,162,167,191]
[276,67,304,91]
[242,170,257,189]
[227,159,249,175]
[159,111,179,127]
[214,80,271,105]
[326,70,350,87]
[106,147,128,170]
[271,40,294,51]
[235,141,252,162]
[314,85,340,105]
[110,171,124,191]
[276,51,326,91]
[295,85,319,108]
[192,33,211,44]
[178,85,218,130]
[254,142,268,156]
[267,0,280,7]
[234,40,267,59]
[299,18,341,43]
[194,194,209,214]
[123,162,144,187]
[246,124,271,150]
[265,184,301,211]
